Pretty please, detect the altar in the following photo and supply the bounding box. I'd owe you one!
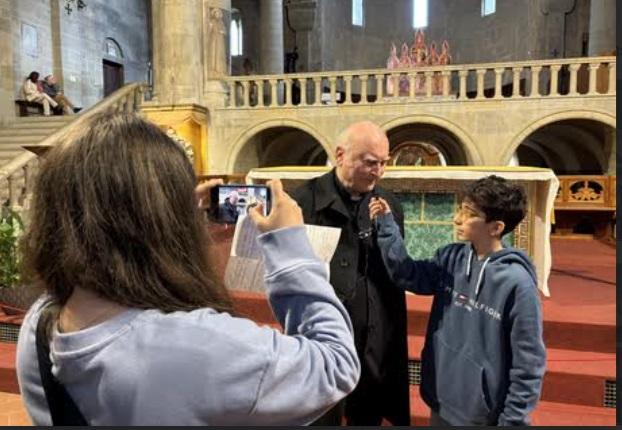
[246,166,559,297]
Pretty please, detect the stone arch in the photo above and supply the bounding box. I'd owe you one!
[227,119,331,172]
[104,37,124,60]
[380,115,482,165]
[503,110,616,166]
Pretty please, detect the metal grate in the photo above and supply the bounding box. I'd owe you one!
[408,359,421,385]
[0,322,20,343]
[604,380,616,408]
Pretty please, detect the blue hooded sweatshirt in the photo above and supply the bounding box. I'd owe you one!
[376,213,546,426]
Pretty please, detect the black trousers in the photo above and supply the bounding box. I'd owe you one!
[310,369,386,426]
[310,398,385,426]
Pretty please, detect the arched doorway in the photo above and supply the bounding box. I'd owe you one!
[103,38,124,96]
[232,126,328,173]
[514,119,615,175]
[513,118,616,238]
[386,123,468,165]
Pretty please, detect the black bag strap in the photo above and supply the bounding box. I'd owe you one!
[35,304,89,426]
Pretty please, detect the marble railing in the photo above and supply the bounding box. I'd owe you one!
[225,56,616,108]
[0,83,147,214]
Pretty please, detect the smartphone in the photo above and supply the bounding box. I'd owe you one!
[209,184,271,224]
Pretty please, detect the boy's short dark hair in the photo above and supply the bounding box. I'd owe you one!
[463,175,527,236]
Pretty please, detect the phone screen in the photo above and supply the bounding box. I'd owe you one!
[209,184,270,224]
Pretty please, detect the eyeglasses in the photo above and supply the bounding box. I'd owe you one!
[455,204,485,220]
[361,157,390,169]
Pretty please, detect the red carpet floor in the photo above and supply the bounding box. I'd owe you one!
[0,237,616,426]
[546,237,615,324]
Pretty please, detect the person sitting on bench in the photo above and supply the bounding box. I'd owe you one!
[21,71,58,116]
[42,74,75,115]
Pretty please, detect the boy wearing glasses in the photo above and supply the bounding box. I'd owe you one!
[369,175,545,426]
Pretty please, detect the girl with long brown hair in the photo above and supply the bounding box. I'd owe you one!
[16,112,359,425]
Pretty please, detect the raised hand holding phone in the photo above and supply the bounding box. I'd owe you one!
[248,179,303,233]
[195,178,224,210]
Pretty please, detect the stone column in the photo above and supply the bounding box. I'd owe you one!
[284,0,317,73]
[259,0,284,74]
[50,0,63,87]
[0,0,14,125]
[259,0,283,104]
[588,0,616,56]
[151,0,204,105]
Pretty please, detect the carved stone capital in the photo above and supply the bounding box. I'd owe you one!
[285,0,317,32]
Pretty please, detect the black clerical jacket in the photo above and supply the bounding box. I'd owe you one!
[291,169,410,425]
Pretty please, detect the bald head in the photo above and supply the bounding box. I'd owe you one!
[227,190,239,204]
[336,121,388,153]
[335,121,390,196]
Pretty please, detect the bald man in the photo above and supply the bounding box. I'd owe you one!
[291,122,409,425]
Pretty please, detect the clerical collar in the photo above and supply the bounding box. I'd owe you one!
[333,171,369,203]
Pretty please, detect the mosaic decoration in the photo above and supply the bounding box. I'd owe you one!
[404,222,455,259]
[397,192,456,259]
[400,193,422,220]
[396,187,531,260]
[422,193,455,222]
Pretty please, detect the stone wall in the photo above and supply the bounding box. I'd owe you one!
[232,0,590,74]
[6,0,150,115]
[11,0,55,95]
[314,0,592,71]
[0,0,15,124]
[58,0,151,109]
[235,0,593,74]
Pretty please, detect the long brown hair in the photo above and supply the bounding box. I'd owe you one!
[21,112,232,313]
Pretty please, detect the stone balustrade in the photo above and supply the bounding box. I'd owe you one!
[225,56,616,108]
[0,83,147,215]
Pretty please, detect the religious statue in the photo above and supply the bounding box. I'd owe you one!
[428,41,439,65]
[410,29,428,95]
[386,43,400,95]
[384,31,454,98]
[398,43,412,95]
[410,29,428,66]
[428,41,442,95]
[208,8,227,78]
[439,40,452,65]
[434,40,452,95]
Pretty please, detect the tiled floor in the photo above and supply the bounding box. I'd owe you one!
[0,392,30,426]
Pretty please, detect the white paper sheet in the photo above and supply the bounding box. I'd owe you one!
[224,215,341,291]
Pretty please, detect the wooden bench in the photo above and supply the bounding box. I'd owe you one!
[14,100,65,117]
[15,100,44,117]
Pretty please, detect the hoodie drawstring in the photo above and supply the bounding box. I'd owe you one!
[465,249,473,278]
[475,257,490,299]
[465,248,490,299]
